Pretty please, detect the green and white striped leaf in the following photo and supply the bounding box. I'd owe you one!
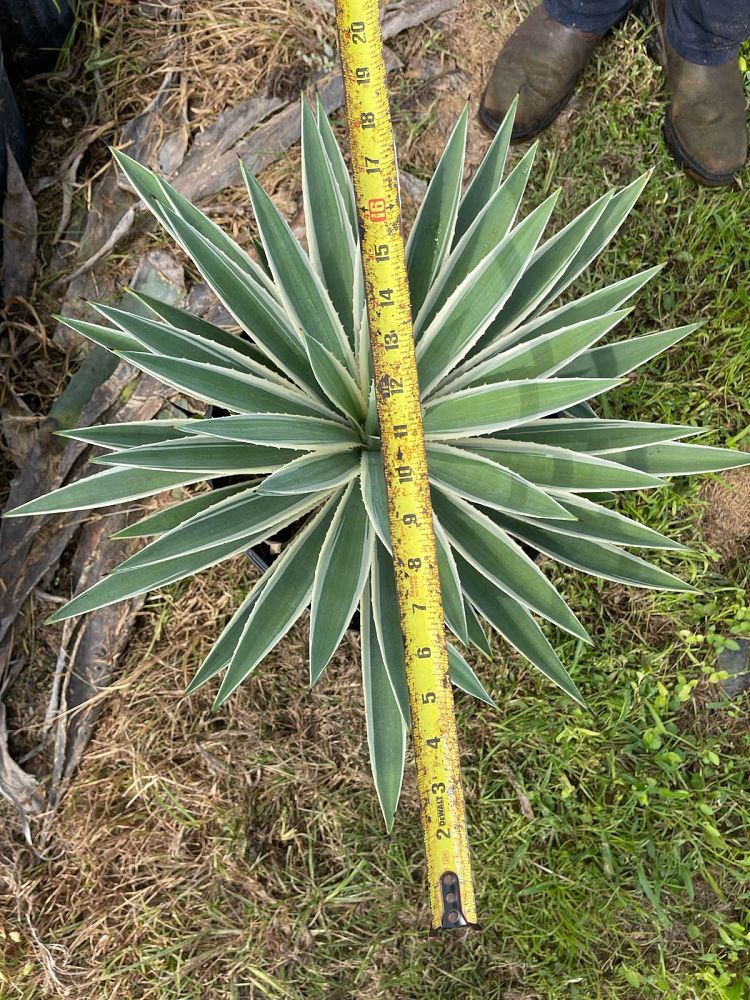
[406,106,468,316]
[119,353,335,419]
[356,285,371,394]
[114,151,274,293]
[371,540,411,728]
[213,497,340,706]
[558,324,700,379]
[417,193,559,394]
[453,95,518,245]
[491,511,695,592]
[542,173,650,308]
[179,413,358,449]
[5,467,204,517]
[361,449,391,550]
[434,517,468,643]
[258,448,360,495]
[364,378,378,435]
[149,201,317,393]
[242,162,356,376]
[522,492,686,551]
[474,176,649,360]
[443,310,630,395]
[427,443,573,520]
[117,489,321,570]
[432,489,589,643]
[494,265,661,349]
[57,420,186,449]
[578,492,617,503]
[310,482,373,683]
[305,335,367,422]
[316,97,358,237]
[469,175,650,366]
[423,378,621,439]
[94,437,297,473]
[57,316,140,355]
[48,538,247,623]
[93,303,271,377]
[251,236,272,280]
[466,440,666,491]
[499,419,702,454]
[416,142,537,339]
[464,599,492,656]
[361,585,407,832]
[131,291,262,363]
[472,190,614,356]
[447,645,496,706]
[565,401,599,419]
[47,493,320,624]
[457,554,584,704]
[353,240,368,368]
[607,442,750,476]
[113,482,251,539]
[301,99,357,342]
[317,105,366,345]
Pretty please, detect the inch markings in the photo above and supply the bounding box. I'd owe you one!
[335,0,477,931]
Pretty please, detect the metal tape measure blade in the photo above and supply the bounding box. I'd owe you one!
[335,0,477,929]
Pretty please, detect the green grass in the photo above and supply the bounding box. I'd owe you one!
[3,8,750,1000]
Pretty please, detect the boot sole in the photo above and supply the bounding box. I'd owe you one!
[478,85,577,142]
[663,112,741,188]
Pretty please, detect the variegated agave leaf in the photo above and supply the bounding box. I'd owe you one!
[8,100,749,831]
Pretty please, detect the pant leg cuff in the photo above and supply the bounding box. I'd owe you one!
[544,0,624,35]
[665,22,740,66]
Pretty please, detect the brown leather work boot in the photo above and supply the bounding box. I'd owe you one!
[647,1,747,186]
[479,5,604,140]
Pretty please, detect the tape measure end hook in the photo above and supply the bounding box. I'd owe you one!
[431,872,481,934]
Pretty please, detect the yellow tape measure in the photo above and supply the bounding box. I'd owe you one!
[335,0,477,931]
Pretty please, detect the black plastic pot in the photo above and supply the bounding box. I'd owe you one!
[0,47,29,202]
[0,0,74,79]
[0,1,74,205]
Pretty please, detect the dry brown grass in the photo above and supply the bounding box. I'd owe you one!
[1,560,400,998]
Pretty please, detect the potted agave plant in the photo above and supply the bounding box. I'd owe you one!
[8,100,749,829]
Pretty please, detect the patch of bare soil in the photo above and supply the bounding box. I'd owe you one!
[676,674,749,748]
[389,1,519,183]
[700,464,750,562]
[597,579,676,647]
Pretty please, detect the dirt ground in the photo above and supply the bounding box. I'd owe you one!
[1,1,749,998]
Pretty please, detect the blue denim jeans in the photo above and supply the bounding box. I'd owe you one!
[544,0,750,65]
